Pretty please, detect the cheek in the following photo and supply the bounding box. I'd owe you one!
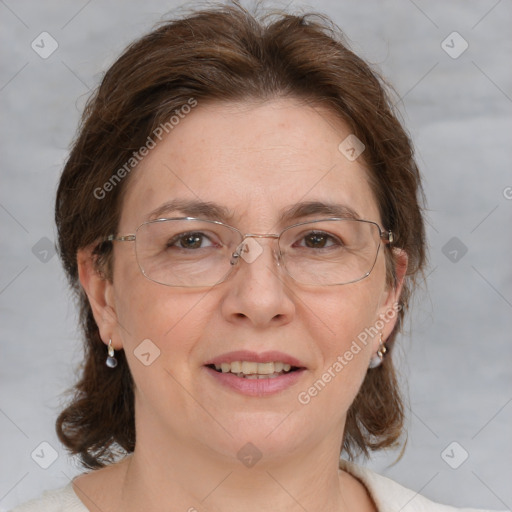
[111,251,213,365]
[316,272,384,351]
[299,274,385,409]
[116,286,212,350]
[112,281,217,419]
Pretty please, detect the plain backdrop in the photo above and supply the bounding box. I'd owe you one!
[1,0,511,510]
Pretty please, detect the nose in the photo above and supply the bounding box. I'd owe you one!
[220,237,295,328]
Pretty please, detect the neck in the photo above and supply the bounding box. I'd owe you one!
[114,411,369,512]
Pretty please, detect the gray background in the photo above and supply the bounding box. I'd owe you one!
[1,0,511,510]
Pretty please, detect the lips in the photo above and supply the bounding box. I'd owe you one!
[203,350,307,395]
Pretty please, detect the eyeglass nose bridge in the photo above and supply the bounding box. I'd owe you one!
[230,233,281,266]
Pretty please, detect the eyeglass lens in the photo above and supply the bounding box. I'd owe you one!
[133,218,382,287]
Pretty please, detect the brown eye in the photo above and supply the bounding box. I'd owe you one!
[301,232,339,249]
[167,232,213,249]
[179,234,203,249]
[304,233,328,248]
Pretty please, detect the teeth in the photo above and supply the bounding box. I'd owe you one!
[212,361,297,377]
[230,361,242,373]
[241,361,258,374]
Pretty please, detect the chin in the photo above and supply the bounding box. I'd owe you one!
[197,410,318,465]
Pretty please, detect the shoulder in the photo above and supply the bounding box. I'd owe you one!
[9,483,88,512]
[340,459,508,512]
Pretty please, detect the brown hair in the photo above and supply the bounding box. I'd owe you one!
[55,2,426,469]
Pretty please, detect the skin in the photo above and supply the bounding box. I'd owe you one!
[76,97,407,512]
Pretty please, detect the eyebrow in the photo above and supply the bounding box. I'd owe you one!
[145,199,360,225]
[146,199,234,222]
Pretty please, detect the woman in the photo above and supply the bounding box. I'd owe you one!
[11,3,505,511]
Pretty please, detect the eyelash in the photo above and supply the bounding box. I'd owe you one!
[166,230,343,250]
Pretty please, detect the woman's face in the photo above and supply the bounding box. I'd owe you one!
[84,98,405,465]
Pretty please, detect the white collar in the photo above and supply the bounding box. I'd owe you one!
[339,459,498,512]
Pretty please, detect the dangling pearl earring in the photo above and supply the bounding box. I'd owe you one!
[369,333,387,369]
[106,339,118,368]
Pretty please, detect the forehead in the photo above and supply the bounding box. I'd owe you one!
[119,98,381,231]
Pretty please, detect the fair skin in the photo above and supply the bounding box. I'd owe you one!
[76,98,407,512]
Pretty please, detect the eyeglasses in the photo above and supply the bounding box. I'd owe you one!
[106,217,393,287]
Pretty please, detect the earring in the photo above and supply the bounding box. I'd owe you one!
[369,333,387,369]
[106,339,118,368]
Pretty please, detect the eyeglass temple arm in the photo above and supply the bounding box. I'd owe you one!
[381,230,394,244]
[106,234,136,242]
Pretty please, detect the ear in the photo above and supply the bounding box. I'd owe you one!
[375,248,408,344]
[77,245,121,350]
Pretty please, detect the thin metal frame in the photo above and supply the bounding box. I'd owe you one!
[106,216,394,287]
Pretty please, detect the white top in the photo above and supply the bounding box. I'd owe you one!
[9,460,507,512]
